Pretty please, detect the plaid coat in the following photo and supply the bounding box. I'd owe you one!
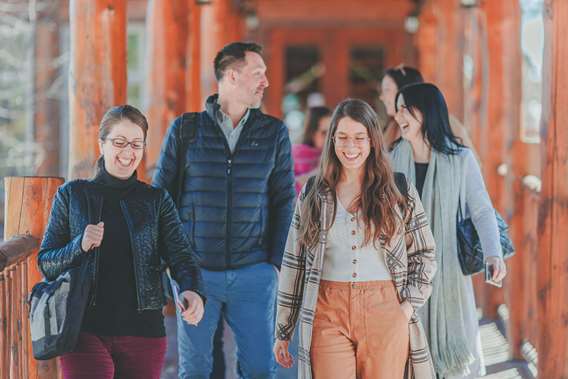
[276,180,437,379]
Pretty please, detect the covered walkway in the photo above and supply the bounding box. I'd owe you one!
[0,0,566,378]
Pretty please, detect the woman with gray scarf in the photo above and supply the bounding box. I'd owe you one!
[390,83,507,379]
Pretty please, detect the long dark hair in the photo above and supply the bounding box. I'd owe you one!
[298,99,407,250]
[395,83,464,155]
[384,65,423,90]
[94,104,149,176]
[302,106,332,146]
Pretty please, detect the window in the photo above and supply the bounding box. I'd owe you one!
[127,23,146,109]
[520,0,544,143]
[349,46,384,107]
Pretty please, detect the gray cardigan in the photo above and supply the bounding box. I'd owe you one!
[459,149,501,259]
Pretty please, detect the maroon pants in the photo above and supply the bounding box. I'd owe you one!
[60,333,167,379]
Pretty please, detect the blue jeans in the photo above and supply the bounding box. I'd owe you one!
[177,262,278,379]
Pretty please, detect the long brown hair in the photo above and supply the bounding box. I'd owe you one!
[298,99,407,250]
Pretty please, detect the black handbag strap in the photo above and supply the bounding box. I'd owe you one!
[457,196,467,222]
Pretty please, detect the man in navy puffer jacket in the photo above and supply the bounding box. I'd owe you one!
[153,42,295,379]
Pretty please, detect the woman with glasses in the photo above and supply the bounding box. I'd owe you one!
[391,83,507,378]
[379,65,473,151]
[274,98,437,379]
[292,106,332,193]
[38,105,205,379]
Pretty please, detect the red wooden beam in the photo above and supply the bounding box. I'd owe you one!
[200,0,245,99]
[144,0,189,179]
[186,3,203,113]
[538,0,568,377]
[34,3,61,177]
[3,177,64,379]
[477,0,522,320]
[416,0,465,120]
[68,0,127,179]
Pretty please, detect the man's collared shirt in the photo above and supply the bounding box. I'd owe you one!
[215,101,250,153]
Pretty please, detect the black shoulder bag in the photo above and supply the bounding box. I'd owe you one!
[456,200,515,275]
[29,255,92,360]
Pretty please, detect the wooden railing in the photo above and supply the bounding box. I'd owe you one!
[1,177,63,379]
[1,235,39,379]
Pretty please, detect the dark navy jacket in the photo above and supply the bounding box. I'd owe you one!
[152,95,296,270]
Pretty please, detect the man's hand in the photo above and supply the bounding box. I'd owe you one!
[180,290,204,326]
[81,222,104,252]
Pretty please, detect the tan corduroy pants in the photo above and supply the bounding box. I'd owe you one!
[310,280,410,379]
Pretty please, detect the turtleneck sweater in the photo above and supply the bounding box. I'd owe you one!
[82,164,165,337]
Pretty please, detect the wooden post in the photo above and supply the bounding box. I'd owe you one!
[462,6,489,313]
[538,0,568,377]
[264,28,285,118]
[200,0,244,100]
[200,0,227,99]
[3,177,64,379]
[523,179,540,349]
[144,0,189,179]
[186,2,203,113]
[0,273,6,379]
[476,0,522,320]
[68,0,127,179]
[416,0,465,120]
[34,1,61,176]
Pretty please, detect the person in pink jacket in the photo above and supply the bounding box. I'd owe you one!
[291,106,331,193]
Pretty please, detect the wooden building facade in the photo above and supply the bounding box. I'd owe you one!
[1,0,567,377]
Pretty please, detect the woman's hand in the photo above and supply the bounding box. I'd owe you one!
[180,290,204,326]
[81,222,104,252]
[486,256,507,282]
[400,301,413,322]
[274,339,294,368]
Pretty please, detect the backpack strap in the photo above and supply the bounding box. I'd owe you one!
[305,176,316,193]
[173,112,199,207]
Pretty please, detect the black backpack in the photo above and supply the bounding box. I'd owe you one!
[162,112,199,300]
[170,112,199,207]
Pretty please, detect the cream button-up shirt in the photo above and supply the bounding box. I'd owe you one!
[322,199,392,282]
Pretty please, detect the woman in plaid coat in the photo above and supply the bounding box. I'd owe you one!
[273,99,437,379]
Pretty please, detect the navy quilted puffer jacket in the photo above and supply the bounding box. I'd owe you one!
[152,95,295,270]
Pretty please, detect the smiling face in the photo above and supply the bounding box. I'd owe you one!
[98,119,145,179]
[395,94,423,144]
[333,117,371,174]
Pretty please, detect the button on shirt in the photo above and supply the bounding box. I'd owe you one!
[215,101,250,153]
[322,199,392,282]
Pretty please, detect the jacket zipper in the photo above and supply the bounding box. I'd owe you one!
[91,199,104,307]
[208,110,256,270]
[226,157,233,268]
[120,202,144,312]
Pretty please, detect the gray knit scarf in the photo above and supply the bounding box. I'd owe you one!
[391,140,475,377]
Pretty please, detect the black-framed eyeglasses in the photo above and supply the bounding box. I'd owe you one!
[103,138,146,150]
